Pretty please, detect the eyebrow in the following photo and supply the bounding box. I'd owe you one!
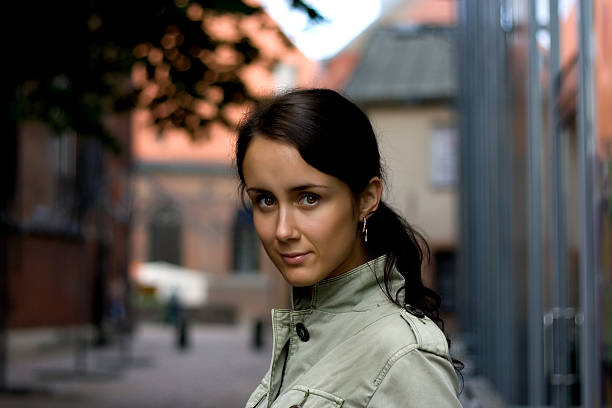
[246,184,329,194]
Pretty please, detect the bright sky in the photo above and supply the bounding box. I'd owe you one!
[259,0,383,61]
[260,0,577,58]
[536,0,577,49]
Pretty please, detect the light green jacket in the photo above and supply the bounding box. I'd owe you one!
[245,255,462,408]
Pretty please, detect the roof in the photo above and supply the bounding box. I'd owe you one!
[343,26,457,105]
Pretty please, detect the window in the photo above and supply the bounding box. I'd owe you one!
[28,131,79,229]
[149,203,182,265]
[430,125,458,188]
[232,208,259,273]
[434,250,457,313]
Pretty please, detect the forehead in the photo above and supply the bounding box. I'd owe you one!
[242,137,335,190]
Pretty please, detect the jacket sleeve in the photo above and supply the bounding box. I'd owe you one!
[366,348,462,407]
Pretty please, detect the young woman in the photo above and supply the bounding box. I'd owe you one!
[236,89,462,407]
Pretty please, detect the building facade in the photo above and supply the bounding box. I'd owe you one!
[5,113,133,342]
[129,11,319,324]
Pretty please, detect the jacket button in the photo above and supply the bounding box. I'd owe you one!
[405,304,425,318]
[295,322,309,342]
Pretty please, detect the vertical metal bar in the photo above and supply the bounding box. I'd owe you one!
[474,0,487,377]
[471,0,481,367]
[481,0,492,383]
[458,2,524,401]
[497,0,515,397]
[577,0,600,406]
[527,0,545,405]
[491,0,505,394]
[457,0,470,344]
[458,0,480,364]
[549,0,573,405]
[488,1,499,384]
[480,1,491,381]
[467,0,477,359]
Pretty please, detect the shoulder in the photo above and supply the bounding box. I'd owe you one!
[364,308,461,406]
[367,348,462,407]
[398,307,450,357]
[361,306,450,360]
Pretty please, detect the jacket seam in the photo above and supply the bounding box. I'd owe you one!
[400,309,451,357]
[313,301,395,315]
[320,310,402,348]
[316,254,386,286]
[372,344,419,387]
[292,385,344,406]
[365,347,421,408]
[246,387,267,408]
[268,313,290,408]
[291,311,412,387]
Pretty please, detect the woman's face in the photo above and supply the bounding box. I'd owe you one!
[242,136,367,287]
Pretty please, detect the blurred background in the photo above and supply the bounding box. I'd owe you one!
[1,0,610,407]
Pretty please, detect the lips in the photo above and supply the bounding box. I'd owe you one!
[279,252,311,265]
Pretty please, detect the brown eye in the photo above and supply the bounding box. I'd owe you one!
[256,195,275,208]
[299,193,319,206]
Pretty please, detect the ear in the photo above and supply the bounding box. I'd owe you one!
[358,177,382,221]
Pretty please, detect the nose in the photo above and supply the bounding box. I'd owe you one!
[275,206,300,242]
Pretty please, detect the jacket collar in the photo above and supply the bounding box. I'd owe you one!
[291,254,404,313]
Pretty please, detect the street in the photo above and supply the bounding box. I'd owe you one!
[2,323,270,408]
[2,322,505,408]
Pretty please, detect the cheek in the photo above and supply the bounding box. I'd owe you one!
[305,202,358,245]
[253,214,274,244]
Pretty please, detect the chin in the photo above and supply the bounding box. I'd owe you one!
[280,268,321,287]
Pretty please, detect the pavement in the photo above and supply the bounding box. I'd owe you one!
[1,323,504,408]
[1,323,271,408]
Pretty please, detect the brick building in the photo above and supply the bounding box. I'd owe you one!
[130,11,318,324]
[5,113,133,342]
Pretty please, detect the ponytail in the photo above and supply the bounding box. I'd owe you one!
[367,201,438,318]
[367,201,464,380]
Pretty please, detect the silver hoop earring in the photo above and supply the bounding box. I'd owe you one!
[362,217,368,243]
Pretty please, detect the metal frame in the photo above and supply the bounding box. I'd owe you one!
[577,0,600,406]
[458,0,603,405]
[458,0,519,401]
[527,0,545,404]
